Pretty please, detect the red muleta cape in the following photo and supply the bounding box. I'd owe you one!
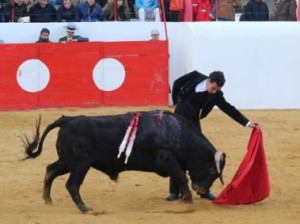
[214,127,270,205]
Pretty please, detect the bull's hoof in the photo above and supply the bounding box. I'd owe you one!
[44,198,53,205]
[200,192,216,201]
[166,193,179,201]
[80,205,93,214]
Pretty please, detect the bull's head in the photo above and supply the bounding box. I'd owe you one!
[189,151,226,195]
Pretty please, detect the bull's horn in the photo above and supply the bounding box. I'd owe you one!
[215,151,225,185]
[214,151,223,174]
[219,174,224,185]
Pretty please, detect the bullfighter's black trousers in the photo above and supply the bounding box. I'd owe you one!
[168,119,202,195]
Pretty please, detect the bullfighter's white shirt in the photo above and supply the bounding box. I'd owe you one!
[195,79,207,93]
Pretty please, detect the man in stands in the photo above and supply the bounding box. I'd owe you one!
[135,0,160,21]
[150,29,160,41]
[29,0,57,22]
[36,27,51,43]
[4,0,28,22]
[217,0,242,21]
[59,23,89,43]
[77,0,102,21]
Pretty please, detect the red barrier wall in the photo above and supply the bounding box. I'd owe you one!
[0,41,169,110]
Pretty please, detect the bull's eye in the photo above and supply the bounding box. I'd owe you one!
[209,167,216,175]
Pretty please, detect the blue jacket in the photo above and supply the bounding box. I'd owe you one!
[135,0,158,10]
[77,2,102,22]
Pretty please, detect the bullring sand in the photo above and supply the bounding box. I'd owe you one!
[0,107,299,224]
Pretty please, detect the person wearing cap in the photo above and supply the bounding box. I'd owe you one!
[36,28,51,43]
[59,23,89,43]
[150,29,160,41]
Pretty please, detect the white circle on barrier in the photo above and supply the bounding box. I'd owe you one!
[16,59,50,93]
[93,58,125,91]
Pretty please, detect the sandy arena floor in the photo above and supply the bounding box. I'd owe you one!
[0,107,299,224]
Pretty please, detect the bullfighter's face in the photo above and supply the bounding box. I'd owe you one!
[206,79,222,94]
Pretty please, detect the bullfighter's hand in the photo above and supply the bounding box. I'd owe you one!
[248,122,259,128]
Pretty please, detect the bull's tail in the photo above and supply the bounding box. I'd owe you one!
[22,115,71,159]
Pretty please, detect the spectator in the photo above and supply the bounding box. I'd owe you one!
[150,28,159,40]
[168,0,183,21]
[135,0,160,21]
[270,0,297,21]
[23,0,35,14]
[127,0,135,19]
[56,0,79,22]
[59,22,89,42]
[194,0,213,21]
[29,0,57,22]
[217,0,242,21]
[77,0,102,21]
[240,0,269,21]
[241,0,269,21]
[36,27,51,42]
[0,0,5,23]
[102,0,131,21]
[4,0,28,22]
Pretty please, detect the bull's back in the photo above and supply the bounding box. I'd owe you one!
[56,115,131,160]
[55,111,184,171]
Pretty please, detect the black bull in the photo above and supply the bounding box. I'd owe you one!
[23,110,226,213]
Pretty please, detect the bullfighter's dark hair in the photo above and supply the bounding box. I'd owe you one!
[209,71,225,87]
[40,28,50,35]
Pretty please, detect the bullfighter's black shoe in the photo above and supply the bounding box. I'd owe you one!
[166,193,179,201]
[200,192,216,201]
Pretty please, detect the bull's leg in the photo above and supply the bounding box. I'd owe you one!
[43,160,69,204]
[156,151,192,203]
[65,163,91,213]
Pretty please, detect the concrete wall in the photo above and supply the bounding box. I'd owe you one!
[0,22,299,109]
[168,22,300,109]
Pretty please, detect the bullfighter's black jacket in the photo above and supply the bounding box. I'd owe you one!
[172,70,249,130]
